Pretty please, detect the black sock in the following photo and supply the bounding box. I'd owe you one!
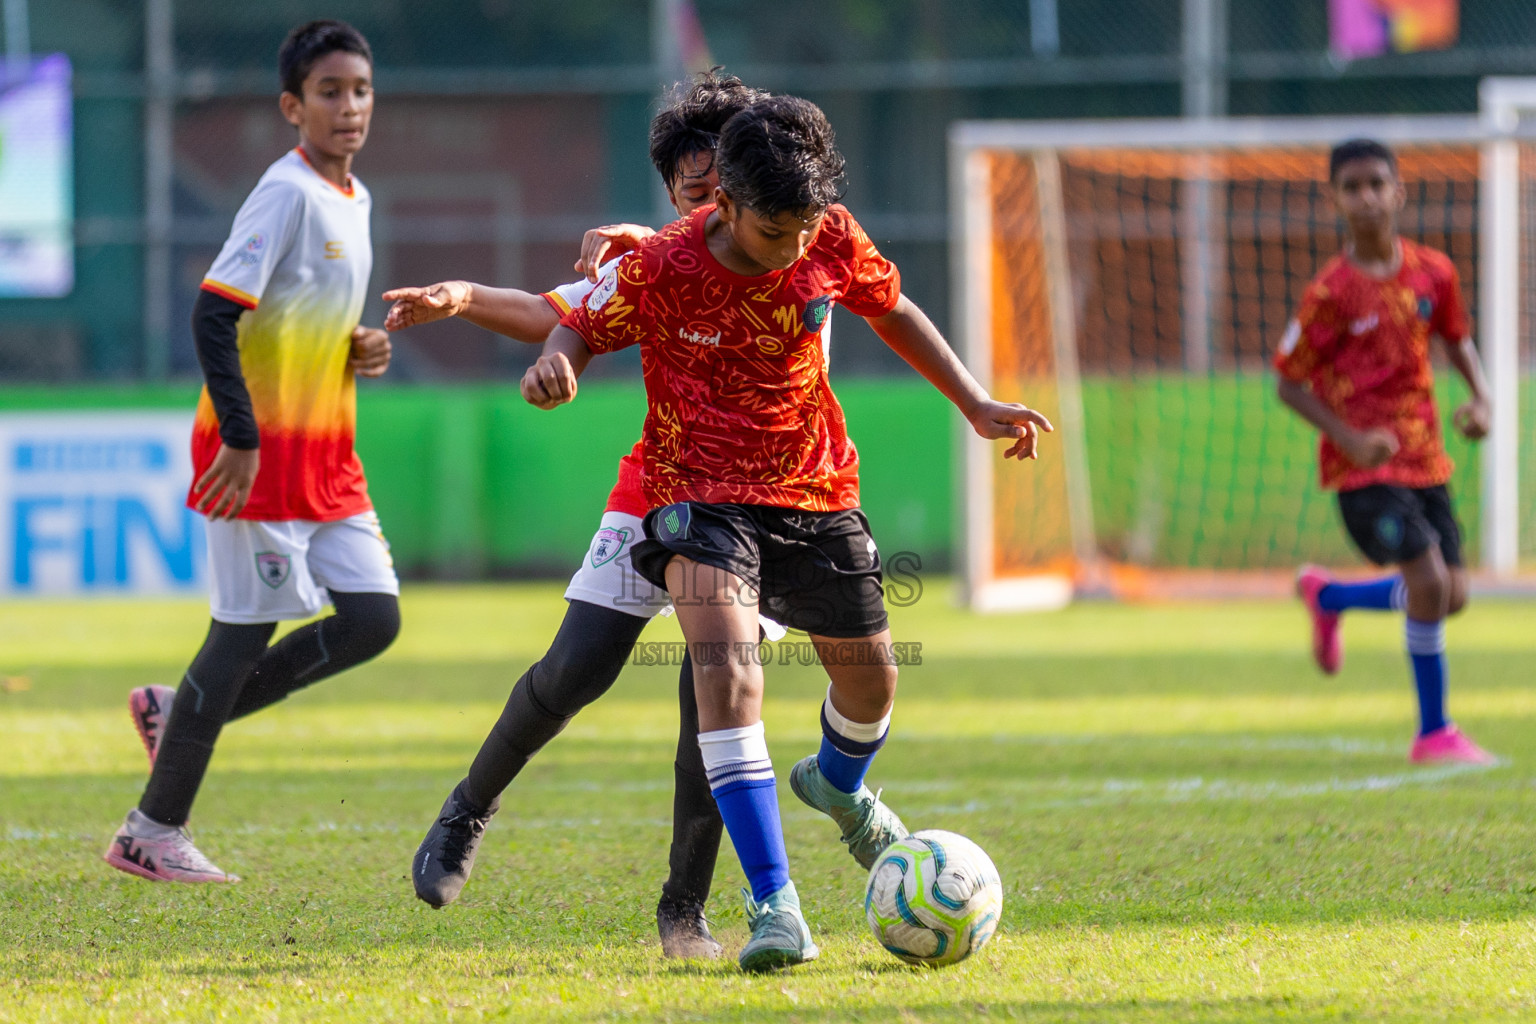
[460,600,647,812]
[227,591,400,721]
[139,620,275,826]
[661,652,723,908]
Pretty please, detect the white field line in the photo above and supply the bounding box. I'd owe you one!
[3,761,1507,845]
[916,761,1501,817]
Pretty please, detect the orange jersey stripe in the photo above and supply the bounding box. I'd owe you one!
[201,278,258,309]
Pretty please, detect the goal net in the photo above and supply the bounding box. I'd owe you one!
[951,107,1536,610]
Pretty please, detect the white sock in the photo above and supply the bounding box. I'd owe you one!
[127,808,179,839]
[821,686,891,743]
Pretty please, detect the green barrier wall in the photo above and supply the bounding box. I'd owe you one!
[0,382,954,577]
[5,377,1519,575]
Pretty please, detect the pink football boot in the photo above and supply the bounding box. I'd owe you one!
[1409,724,1497,765]
[104,812,239,884]
[1295,565,1342,675]
[129,685,176,765]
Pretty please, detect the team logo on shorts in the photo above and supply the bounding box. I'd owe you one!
[660,503,691,540]
[590,526,633,568]
[803,295,833,335]
[1375,515,1404,552]
[255,551,291,589]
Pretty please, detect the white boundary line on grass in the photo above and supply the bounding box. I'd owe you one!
[5,760,1504,844]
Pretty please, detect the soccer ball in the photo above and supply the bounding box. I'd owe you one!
[865,829,1003,967]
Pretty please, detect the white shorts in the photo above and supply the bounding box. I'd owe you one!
[565,511,673,619]
[206,511,399,624]
[563,510,786,640]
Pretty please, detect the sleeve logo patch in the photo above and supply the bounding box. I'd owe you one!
[587,268,620,312]
[237,233,267,267]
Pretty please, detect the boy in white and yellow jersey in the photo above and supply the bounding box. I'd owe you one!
[104,20,400,884]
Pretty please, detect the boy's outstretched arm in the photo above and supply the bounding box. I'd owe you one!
[521,325,594,410]
[1276,377,1398,468]
[382,281,559,343]
[1442,337,1492,440]
[866,294,1053,460]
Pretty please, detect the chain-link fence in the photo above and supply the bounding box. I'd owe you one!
[10,0,1536,382]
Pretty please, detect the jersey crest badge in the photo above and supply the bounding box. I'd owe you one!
[590,526,634,568]
[1417,295,1434,321]
[803,295,833,335]
[255,552,292,589]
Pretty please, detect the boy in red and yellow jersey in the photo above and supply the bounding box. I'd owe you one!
[1277,138,1495,765]
[104,20,401,884]
[526,95,1051,970]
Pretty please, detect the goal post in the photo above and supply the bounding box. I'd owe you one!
[1478,78,1536,577]
[951,108,1536,610]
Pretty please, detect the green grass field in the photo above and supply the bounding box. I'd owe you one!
[3,583,1535,1022]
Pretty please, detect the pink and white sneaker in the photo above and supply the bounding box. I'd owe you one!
[1409,724,1497,765]
[1295,565,1342,675]
[129,685,176,765]
[104,810,239,884]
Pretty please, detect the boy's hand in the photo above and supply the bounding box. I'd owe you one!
[1339,426,1399,468]
[348,326,392,377]
[192,444,260,520]
[968,400,1055,461]
[575,224,654,282]
[1453,396,1490,440]
[521,352,579,409]
[381,281,473,330]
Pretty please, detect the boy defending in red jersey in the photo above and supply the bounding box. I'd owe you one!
[524,95,1051,970]
[1277,138,1495,765]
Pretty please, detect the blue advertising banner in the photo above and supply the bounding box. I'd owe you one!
[0,412,204,595]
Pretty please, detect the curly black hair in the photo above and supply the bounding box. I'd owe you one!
[648,67,768,188]
[715,95,846,217]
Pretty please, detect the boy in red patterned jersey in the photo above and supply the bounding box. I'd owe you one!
[1276,138,1495,765]
[525,95,1052,971]
[384,71,775,959]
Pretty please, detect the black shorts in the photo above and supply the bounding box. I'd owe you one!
[631,502,889,639]
[1336,483,1463,568]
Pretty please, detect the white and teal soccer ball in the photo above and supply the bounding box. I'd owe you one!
[865,829,1003,967]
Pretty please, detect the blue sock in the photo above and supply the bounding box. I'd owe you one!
[1318,576,1405,613]
[817,696,890,794]
[1405,617,1448,736]
[699,724,789,902]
